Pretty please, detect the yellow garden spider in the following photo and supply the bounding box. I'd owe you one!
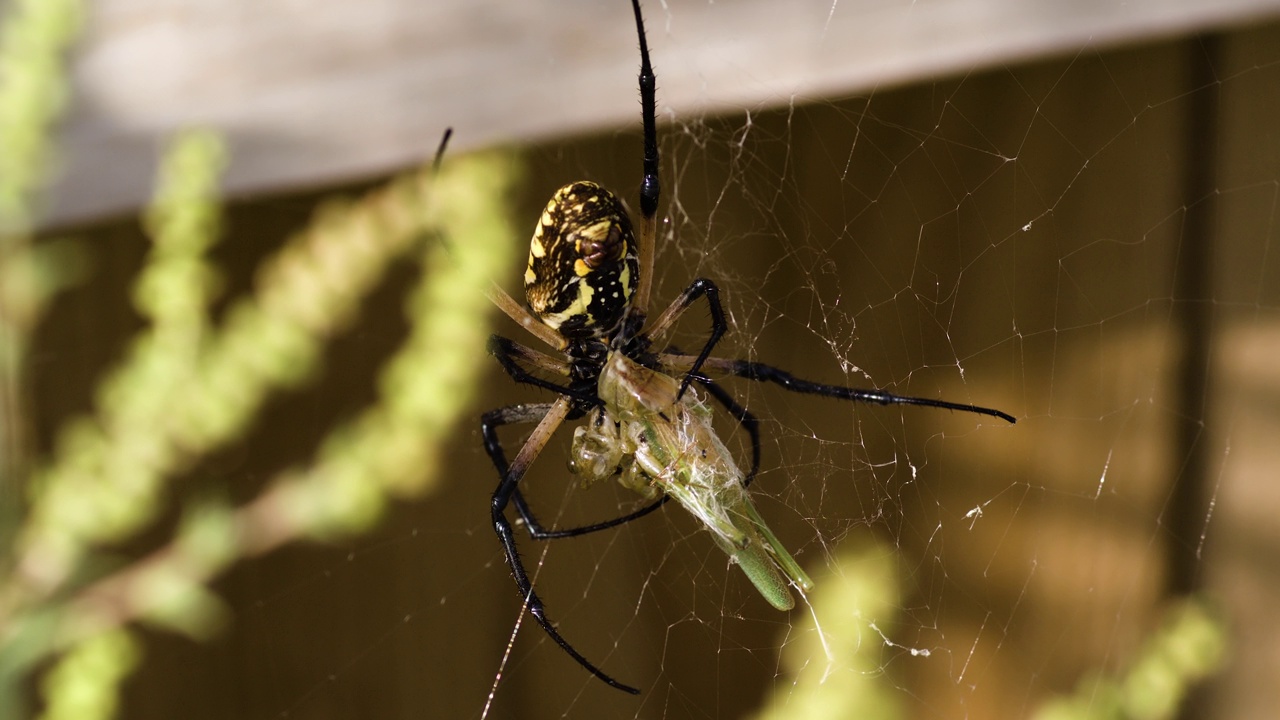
[482,0,1016,695]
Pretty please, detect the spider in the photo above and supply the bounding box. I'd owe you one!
[482,0,1016,695]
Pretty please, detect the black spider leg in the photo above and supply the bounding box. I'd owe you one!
[640,277,726,400]
[431,127,453,172]
[621,0,660,342]
[697,376,763,488]
[633,0,659,221]
[722,359,1017,424]
[503,374,761,541]
[488,335,594,406]
[511,484,668,541]
[484,398,641,695]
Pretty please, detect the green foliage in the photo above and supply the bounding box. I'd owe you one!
[0,1,522,712]
[752,542,904,720]
[0,144,519,717]
[1032,597,1227,720]
[0,140,519,717]
[754,549,1228,720]
[0,0,82,233]
[37,630,140,720]
[0,0,85,511]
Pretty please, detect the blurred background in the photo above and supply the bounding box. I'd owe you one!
[18,0,1280,717]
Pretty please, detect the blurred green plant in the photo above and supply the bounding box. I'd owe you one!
[0,0,520,715]
[1032,597,1227,720]
[0,0,81,231]
[0,0,85,510]
[751,542,904,720]
[754,545,1227,720]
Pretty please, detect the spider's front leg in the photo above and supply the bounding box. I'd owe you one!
[484,396,640,695]
[648,278,1016,425]
[713,358,1018,424]
[641,277,727,400]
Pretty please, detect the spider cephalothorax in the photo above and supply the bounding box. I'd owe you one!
[481,0,1015,695]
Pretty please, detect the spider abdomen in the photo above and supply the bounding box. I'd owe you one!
[524,181,639,340]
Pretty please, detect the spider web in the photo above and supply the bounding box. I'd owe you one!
[104,8,1277,720]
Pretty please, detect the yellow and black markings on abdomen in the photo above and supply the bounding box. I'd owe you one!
[524,181,639,340]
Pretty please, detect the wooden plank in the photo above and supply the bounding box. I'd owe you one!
[47,0,1280,225]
